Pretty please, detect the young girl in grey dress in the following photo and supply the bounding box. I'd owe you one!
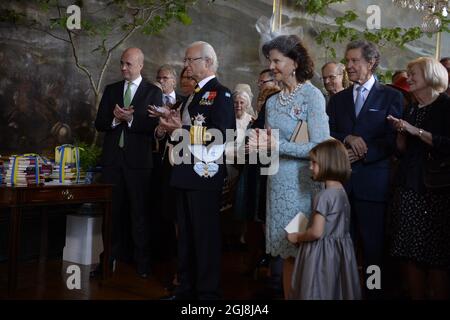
[287,139,361,300]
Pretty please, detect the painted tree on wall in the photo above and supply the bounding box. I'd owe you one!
[0,0,199,145]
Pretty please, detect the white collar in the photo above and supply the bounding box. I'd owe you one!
[354,75,375,93]
[127,75,142,87]
[164,90,176,100]
[197,75,216,89]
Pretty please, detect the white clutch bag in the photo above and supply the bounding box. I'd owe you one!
[284,211,309,233]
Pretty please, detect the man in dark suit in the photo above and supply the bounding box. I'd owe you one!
[157,41,235,299]
[327,40,403,297]
[153,64,183,158]
[93,47,161,278]
[150,64,184,262]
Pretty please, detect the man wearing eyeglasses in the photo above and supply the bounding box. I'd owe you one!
[321,62,349,100]
[156,64,179,107]
[157,41,235,300]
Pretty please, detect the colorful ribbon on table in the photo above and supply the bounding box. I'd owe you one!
[56,144,83,183]
[9,153,42,185]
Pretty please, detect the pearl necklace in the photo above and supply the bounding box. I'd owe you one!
[278,82,303,106]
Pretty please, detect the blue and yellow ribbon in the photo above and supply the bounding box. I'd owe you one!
[10,155,18,185]
[56,144,83,183]
[9,153,41,185]
[22,153,40,184]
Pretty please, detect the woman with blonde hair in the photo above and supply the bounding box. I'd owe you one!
[226,84,255,247]
[387,56,450,299]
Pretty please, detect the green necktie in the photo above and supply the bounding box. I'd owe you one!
[119,81,133,148]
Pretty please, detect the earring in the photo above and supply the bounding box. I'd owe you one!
[292,69,296,77]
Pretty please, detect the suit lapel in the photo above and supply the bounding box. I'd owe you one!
[131,80,147,108]
[116,81,126,108]
[345,85,357,123]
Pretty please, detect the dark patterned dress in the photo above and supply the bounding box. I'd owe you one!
[390,95,450,268]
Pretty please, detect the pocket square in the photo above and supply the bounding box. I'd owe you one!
[368,108,381,112]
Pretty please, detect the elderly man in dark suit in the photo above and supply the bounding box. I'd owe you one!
[327,40,403,298]
[155,41,235,300]
[93,47,162,279]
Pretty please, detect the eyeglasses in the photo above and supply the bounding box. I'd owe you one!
[183,57,204,64]
[258,79,274,86]
[321,74,342,81]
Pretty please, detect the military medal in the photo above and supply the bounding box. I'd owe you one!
[190,113,207,145]
[199,91,216,106]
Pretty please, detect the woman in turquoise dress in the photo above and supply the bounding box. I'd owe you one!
[261,35,330,298]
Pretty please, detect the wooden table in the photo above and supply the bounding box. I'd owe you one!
[0,184,113,294]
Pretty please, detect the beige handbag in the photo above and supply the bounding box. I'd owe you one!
[290,120,309,143]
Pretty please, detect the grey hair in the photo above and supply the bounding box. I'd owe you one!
[335,62,346,75]
[189,41,218,72]
[346,40,380,73]
[321,61,351,89]
[233,90,251,109]
[157,64,177,79]
[321,61,345,74]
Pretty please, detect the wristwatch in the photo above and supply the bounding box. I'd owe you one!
[418,128,424,137]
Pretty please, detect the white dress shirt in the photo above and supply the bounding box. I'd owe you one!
[353,75,375,103]
[163,90,176,106]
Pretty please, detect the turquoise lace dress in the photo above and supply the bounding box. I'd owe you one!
[265,81,330,258]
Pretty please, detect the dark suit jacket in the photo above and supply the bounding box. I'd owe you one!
[95,79,162,169]
[327,81,403,202]
[173,93,186,108]
[396,94,450,193]
[170,77,236,191]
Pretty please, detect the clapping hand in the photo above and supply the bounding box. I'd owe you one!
[114,104,134,122]
[159,110,182,134]
[148,105,170,118]
[387,115,416,135]
[247,128,277,152]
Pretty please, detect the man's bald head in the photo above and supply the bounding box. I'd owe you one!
[121,47,144,81]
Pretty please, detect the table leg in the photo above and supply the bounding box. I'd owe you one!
[8,207,21,294]
[39,208,48,263]
[102,201,112,279]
